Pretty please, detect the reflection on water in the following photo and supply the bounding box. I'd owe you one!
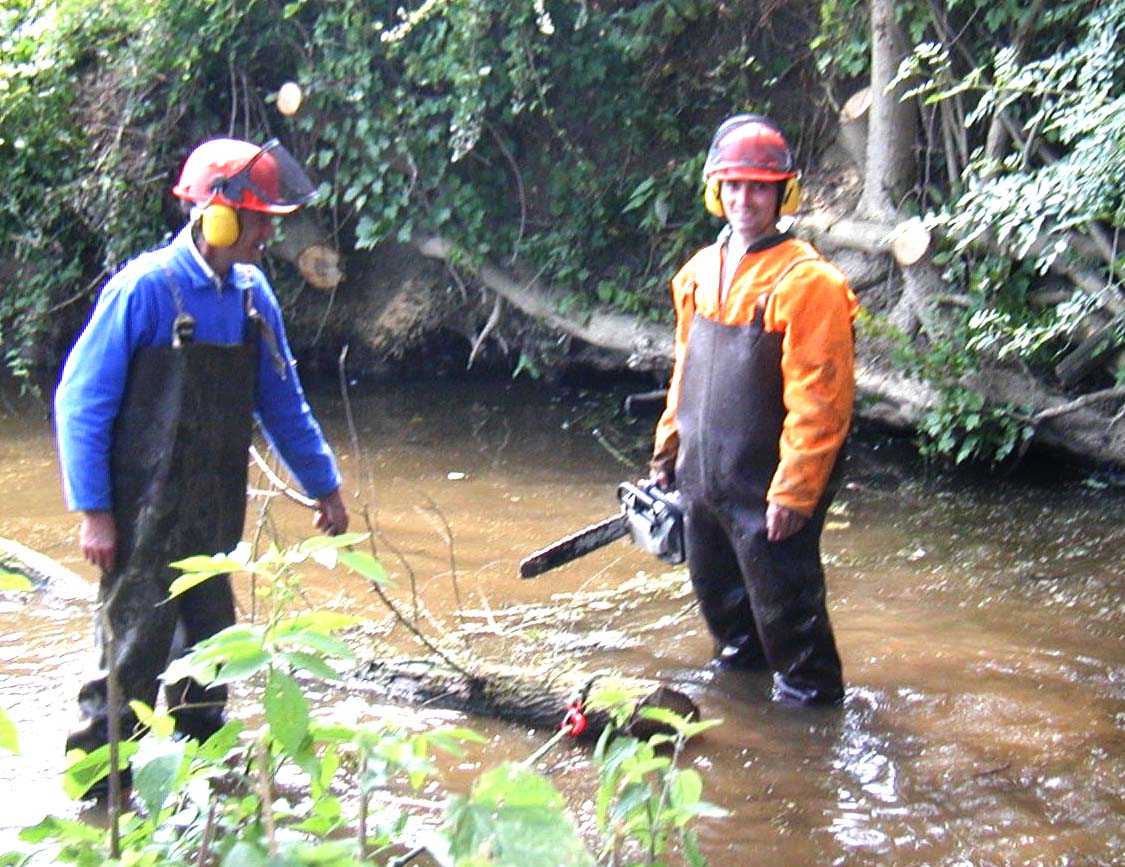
[0,376,1122,865]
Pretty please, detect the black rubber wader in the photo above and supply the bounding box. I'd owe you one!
[66,323,258,753]
[674,307,844,705]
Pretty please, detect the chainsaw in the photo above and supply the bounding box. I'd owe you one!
[518,481,685,579]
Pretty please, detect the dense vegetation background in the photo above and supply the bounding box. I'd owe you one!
[1,0,1122,469]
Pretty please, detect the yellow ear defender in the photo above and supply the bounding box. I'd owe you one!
[704,178,724,217]
[199,203,241,247]
[779,175,800,216]
[702,175,801,218]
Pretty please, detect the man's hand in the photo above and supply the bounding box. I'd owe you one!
[313,488,349,536]
[80,511,117,572]
[648,461,674,492]
[765,501,808,542]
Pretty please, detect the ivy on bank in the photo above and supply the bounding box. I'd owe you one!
[1,0,812,368]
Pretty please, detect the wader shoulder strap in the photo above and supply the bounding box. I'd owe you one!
[160,265,196,347]
[752,254,822,324]
[243,286,288,380]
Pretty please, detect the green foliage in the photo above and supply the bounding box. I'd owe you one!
[3,536,725,866]
[898,0,1125,271]
[589,699,726,866]
[443,764,596,866]
[0,0,817,374]
[0,576,32,756]
[863,309,1035,466]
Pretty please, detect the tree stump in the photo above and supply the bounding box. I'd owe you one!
[838,87,871,172]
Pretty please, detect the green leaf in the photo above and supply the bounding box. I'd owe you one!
[196,719,244,760]
[337,550,390,585]
[128,700,175,739]
[276,611,361,635]
[296,532,370,553]
[212,649,273,685]
[63,741,139,800]
[0,572,34,592]
[443,764,595,867]
[682,828,707,867]
[19,815,105,846]
[167,569,222,599]
[277,650,343,681]
[133,739,187,822]
[169,552,246,574]
[0,706,19,754]
[273,627,355,660]
[221,840,268,867]
[668,767,703,809]
[265,669,309,755]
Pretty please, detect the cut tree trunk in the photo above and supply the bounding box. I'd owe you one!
[350,657,699,740]
[859,0,917,220]
[838,87,871,172]
[273,211,343,291]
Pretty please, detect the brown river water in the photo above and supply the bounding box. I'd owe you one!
[0,374,1122,865]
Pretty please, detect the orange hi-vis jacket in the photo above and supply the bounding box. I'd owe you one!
[652,233,858,516]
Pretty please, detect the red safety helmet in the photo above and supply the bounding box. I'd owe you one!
[702,114,800,217]
[172,138,316,214]
[704,115,797,182]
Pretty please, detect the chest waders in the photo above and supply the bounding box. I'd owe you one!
[674,273,844,705]
[67,289,259,754]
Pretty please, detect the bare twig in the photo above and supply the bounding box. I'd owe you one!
[255,732,278,856]
[467,292,503,370]
[103,610,123,858]
[333,346,476,677]
[485,121,528,260]
[412,491,462,613]
[248,444,316,508]
[195,795,219,867]
[45,267,111,314]
[1031,385,1125,423]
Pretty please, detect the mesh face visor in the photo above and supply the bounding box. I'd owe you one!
[219,139,317,213]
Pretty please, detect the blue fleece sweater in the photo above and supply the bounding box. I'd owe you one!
[54,225,342,511]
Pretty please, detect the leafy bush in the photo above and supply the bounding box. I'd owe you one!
[4,535,724,866]
[0,0,821,373]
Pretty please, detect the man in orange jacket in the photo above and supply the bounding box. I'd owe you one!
[650,114,857,705]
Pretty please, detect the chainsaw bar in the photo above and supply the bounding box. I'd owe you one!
[518,512,629,579]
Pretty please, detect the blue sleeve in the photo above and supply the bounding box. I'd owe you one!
[249,279,342,499]
[53,267,160,511]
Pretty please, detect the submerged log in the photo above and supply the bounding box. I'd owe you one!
[349,658,699,741]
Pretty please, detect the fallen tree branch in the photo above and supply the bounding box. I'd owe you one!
[413,234,672,369]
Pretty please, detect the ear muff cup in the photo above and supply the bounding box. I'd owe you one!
[703,176,801,218]
[779,175,800,216]
[200,203,241,247]
[704,178,724,217]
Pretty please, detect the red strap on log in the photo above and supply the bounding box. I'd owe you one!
[561,701,587,736]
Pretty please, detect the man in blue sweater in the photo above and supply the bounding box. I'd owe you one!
[54,137,348,769]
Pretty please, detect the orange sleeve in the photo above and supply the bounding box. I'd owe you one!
[764,260,857,514]
[651,251,707,476]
